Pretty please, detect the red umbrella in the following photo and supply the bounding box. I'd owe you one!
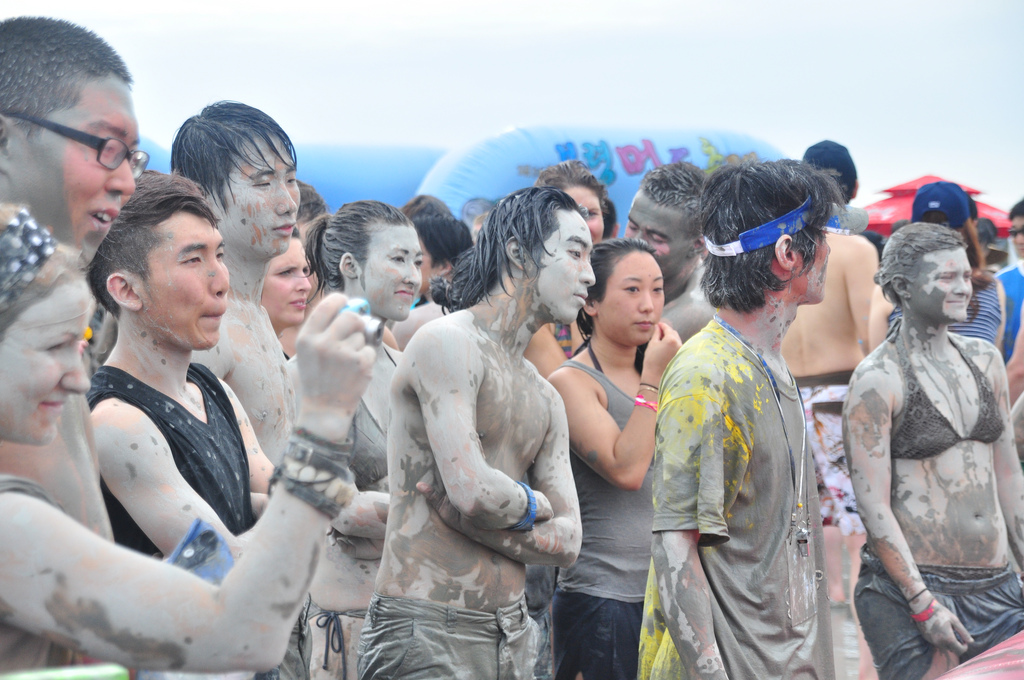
[863,175,1011,237]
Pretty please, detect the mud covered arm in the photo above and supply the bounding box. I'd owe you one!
[409,325,550,529]
[0,488,327,671]
[651,530,728,680]
[330,490,389,539]
[549,322,680,491]
[420,393,581,567]
[845,364,925,595]
[93,400,255,559]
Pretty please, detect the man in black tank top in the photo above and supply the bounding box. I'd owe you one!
[87,173,310,677]
[86,172,276,558]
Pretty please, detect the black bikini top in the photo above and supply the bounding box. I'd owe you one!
[889,335,1003,460]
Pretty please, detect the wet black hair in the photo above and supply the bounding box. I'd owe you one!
[171,101,297,209]
[433,186,583,312]
[414,211,473,268]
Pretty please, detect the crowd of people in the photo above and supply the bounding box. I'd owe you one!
[2,14,1024,680]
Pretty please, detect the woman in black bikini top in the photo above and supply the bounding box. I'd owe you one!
[845,223,1024,679]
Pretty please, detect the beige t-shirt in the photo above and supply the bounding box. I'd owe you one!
[639,320,834,680]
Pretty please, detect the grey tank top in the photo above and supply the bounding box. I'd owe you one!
[0,475,69,670]
[557,360,655,602]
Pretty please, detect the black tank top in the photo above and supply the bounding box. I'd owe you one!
[88,364,256,555]
[889,335,1003,460]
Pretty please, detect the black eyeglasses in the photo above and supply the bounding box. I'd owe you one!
[1010,228,1024,238]
[5,112,149,179]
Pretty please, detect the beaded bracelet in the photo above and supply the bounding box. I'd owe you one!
[910,599,936,623]
[635,394,658,412]
[270,432,357,517]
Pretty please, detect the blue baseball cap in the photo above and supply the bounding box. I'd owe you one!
[912,181,970,228]
[803,141,857,203]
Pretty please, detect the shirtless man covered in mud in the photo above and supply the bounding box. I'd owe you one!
[359,186,589,680]
[171,101,309,678]
[625,161,714,343]
[171,101,300,464]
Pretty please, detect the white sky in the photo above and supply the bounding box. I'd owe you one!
[6,0,1023,210]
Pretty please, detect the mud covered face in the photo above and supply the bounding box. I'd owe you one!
[626,191,694,283]
[0,280,92,445]
[262,237,311,334]
[139,212,229,352]
[214,139,299,262]
[586,251,664,347]
[348,224,422,323]
[1,77,140,262]
[530,210,596,325]
[905,247,972,326]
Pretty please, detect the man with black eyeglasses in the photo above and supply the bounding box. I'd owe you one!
[0,17,147,263]
[0,15,146,545]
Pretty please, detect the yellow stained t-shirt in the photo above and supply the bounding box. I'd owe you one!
[638,320,833,680]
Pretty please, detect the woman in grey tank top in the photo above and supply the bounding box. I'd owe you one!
[304,201,423,679]
[548,239,682,680]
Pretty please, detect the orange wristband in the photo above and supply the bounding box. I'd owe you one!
[910,599,936,622]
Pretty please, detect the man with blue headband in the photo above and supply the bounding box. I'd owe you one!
[638,159,867,680]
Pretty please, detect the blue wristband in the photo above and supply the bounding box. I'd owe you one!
[507,481,537,531]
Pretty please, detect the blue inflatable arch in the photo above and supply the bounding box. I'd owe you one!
[416,126,784,232]
[143,139,445,212]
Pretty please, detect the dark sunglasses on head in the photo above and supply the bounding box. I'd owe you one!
[5,111,149,179]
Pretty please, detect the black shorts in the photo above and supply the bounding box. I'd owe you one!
[551,588,643,680]
[854,548,1024,680]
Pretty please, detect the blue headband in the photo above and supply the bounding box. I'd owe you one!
[706,198,852,257]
